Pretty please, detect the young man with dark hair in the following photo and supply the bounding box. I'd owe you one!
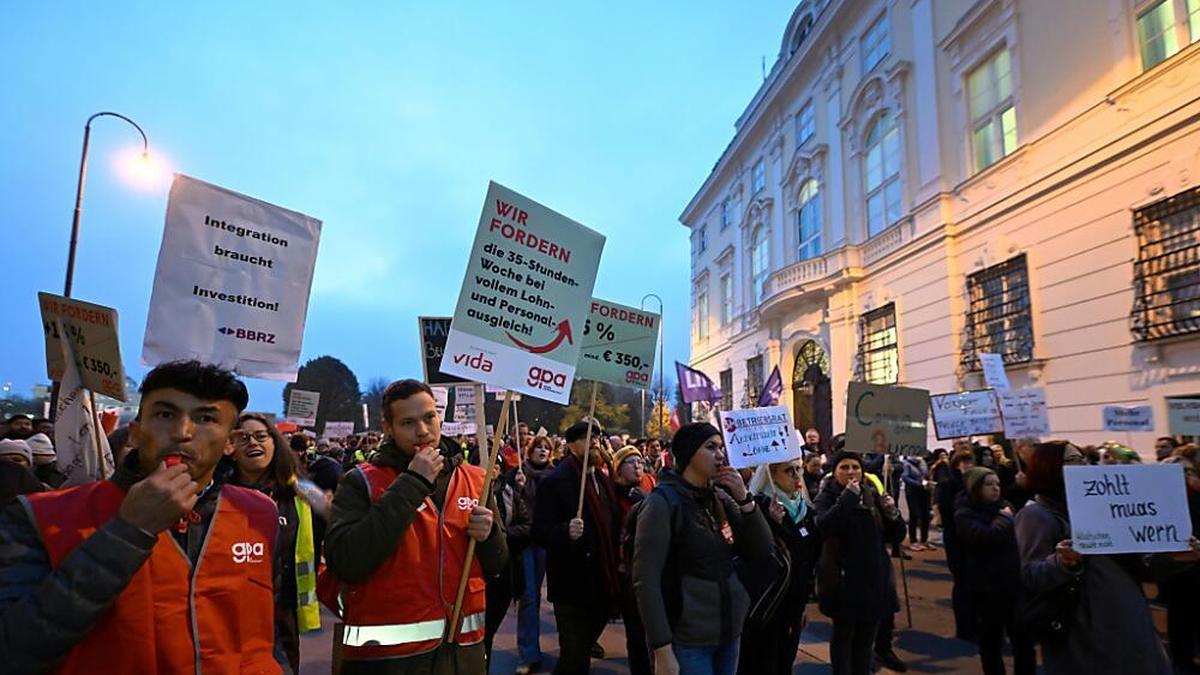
[0,360,289,673]
[325,378,507,674]
[3,414,33,440]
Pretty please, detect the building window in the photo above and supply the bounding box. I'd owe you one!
[697,225,707,254]
[721,200,731,230]
[796,101,815,146]
[745,355,764,406]
[1131,186,1200,340]
[751,227,770,305]
[960,254,1034,370]
[864,112,902,238]
[696,290,709,341]
[1137,0,1200,70]
[720,274,733,325]
[1191,0,1200,40]
[719,369,734,411]
[862,14,890,73]
[968,48,1017,172]
[797,180,822,261]
[790,14,815,57]
[752,160,766,193]
[859,303,899,385]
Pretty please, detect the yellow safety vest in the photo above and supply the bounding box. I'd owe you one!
[293,494,320,633]
[865,472,885,496]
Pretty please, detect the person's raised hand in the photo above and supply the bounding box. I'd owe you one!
[714,466,748,502]
[467,505,494,542]
[768,499,785,524]
[568,517,585,541]
[1056,539,1082,570]
[408,445,444,484]
[118,462,199,534]
[846,479,862,495]
[881,494,897,513]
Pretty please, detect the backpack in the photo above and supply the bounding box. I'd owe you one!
[620,483,686,623]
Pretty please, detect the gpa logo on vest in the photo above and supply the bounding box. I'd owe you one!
[231,541,266,564]
[456,496,480,511]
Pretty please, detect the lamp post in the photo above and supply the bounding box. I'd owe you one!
[64,112,150,298]
[641,293,665,441]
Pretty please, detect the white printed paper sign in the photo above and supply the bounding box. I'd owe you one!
[324,421,354,438]
[143,174,322,380]
[1102,405,1154,432]
[998,387,1050,437]
[442,421,478,437]
[721,406,801,469]
[930,390,1003,440]
[1065,464,1192,554]
[979,353,1010,391]
[440,182,605,403]
[287,389,320,426]
[1167,398,1200,436]
[38,293,127,401]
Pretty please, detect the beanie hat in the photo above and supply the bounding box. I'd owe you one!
[671,422,720,470]
[828,450,863,472]
[613,445,642,468]
[25,433,55,462]
[963,466,996,502]
[565,421,604,444]
[0,439,32,464]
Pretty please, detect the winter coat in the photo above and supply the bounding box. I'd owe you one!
[900,457,928,491]
[812,477,905,622]
[752,492,820,627]
[953,495,1020,594]
[0,461,44,506]
[493,470,532,596]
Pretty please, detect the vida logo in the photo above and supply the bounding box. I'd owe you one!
[453,352,494,373]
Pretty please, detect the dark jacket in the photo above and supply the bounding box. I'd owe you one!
[520,458,553,523]
[936,469,966,555]
[632,469,773,649]
[753,492,820,627]
[953,495,1020,594]
[531,453,624,607]
[0,450,291,674]
[812,477,905,621]
[0,462,44,506]
[492,469,532,596]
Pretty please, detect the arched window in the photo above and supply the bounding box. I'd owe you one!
[751,227,770,305]
[864,111,902,237]
[797,180,822,261]
[790,15,814,57]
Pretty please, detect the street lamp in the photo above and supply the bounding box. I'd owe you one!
[64,112,151,298]
[641,293,665,442]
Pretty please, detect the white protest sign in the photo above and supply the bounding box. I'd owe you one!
[930,390,1003,440]
[845,382,930,456]
[287,389,320,426]
[143,174,322,380]
[361,402,369,429]
[720,406,800,469]
[1103,405,1154,432]
[38,292,127,401]
[979,353,1010,390]
[997,387,1050,437]
[455,385,477,406]
[443,421,477,437]
[432,386,450,419]
[1167,398,1200,436]
[576,298,660,389]
[324,421,354,438]
[1064,464,1192,554]
[440,182,605,403]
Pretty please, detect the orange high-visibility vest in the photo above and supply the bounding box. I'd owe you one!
[24,481,281,674]
[339,462,488,660]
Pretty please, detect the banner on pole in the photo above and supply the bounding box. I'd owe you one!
[930,390,1003,440]
[1102,405,1154,432]
[440,182,605,403]
[143,174,322,380]
[1065,464,1192,554]
[998,387,1050,437]
[577,298,659,389]
[721,406,801,469]
[287,389,320,427]
[419,317,470,385]
[845,382,930,456]
[38,293,127,401]
[324,421,354,438]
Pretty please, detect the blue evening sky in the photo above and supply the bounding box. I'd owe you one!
[1,2,795,412]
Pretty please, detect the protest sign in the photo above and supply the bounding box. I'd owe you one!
[440,182,605,403]
[143,174,322,380]
[979,353,1010,390]
[455,386,477,406]
[576,298,659,389]
[419,317,470,385]
[1064,464,1192,554]
[287,389,320,426]
[1167,398,1200,436]
[38,292,127,401]
[432,386,450,419]
[845,382,930,456]
[720,406,800,469]
[54,334,115,483]
[929,390,1003,440]
[442,421,477,437]
[1102,405,1154,432]
[997,387,1050,437]
[324,421,354,438]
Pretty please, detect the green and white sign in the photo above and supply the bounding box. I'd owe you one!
[441,182,605,403]
[576,298,659,389]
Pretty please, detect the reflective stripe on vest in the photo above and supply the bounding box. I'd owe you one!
[342,612,487,647]
[293,493,321,633]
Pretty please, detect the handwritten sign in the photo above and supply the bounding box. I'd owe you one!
[845,382,930,456]
[286,389,320,427]
[720,406,800,469]
[324,421,354,438]
[576,298,660,389]
[38,292,127,401]
[998,387,1050,438]
[419,317,470,385]
[1102,405,1154,432]
[979,353,1010,390]
[1065,464,1192,554]
[1167,398,1200,436]
[929,390,1003,440]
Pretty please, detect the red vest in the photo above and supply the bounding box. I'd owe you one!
[25,481,281,675]
[340,462,488,659]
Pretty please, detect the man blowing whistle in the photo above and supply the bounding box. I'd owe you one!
[324,379,508,674]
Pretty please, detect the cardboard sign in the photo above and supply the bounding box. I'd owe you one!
[1102,405,1154,432]
[998,387,1050,437]
[979,353,1010,390]
[143,174,322,380]
[1167,398,1200,436]
[845,382,930,456]
[721,406,801,469]
[440,182,605,403]
[419,317,470,385]
[324,421,354,438]
[38,292,127,401]
[287,389,320,427]
[1065,464,1192,554]
[930,390,1003,439]
[576,298,660,390]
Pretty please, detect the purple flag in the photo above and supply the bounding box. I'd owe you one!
[757,365,783,407]
[676,361,720,404]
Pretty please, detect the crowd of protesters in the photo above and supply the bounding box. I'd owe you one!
[1,367,1200,675]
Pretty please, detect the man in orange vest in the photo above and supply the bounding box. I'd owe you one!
[0,360,288,673]
[325,379,508,674]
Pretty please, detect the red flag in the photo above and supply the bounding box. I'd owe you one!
[669,406,681,433]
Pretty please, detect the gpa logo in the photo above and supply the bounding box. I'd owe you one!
[526,366,567,391]
[452,351,494,373]
[231,541,266,564]
[456,496,480,511]
[625,370,650,385]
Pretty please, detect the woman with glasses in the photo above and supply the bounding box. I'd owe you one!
[227,413,326,674]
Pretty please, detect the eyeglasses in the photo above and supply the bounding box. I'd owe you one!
[782,466,802,476]
[233,431,271,446]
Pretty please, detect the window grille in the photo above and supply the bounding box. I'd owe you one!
[1131,186,1200,340]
